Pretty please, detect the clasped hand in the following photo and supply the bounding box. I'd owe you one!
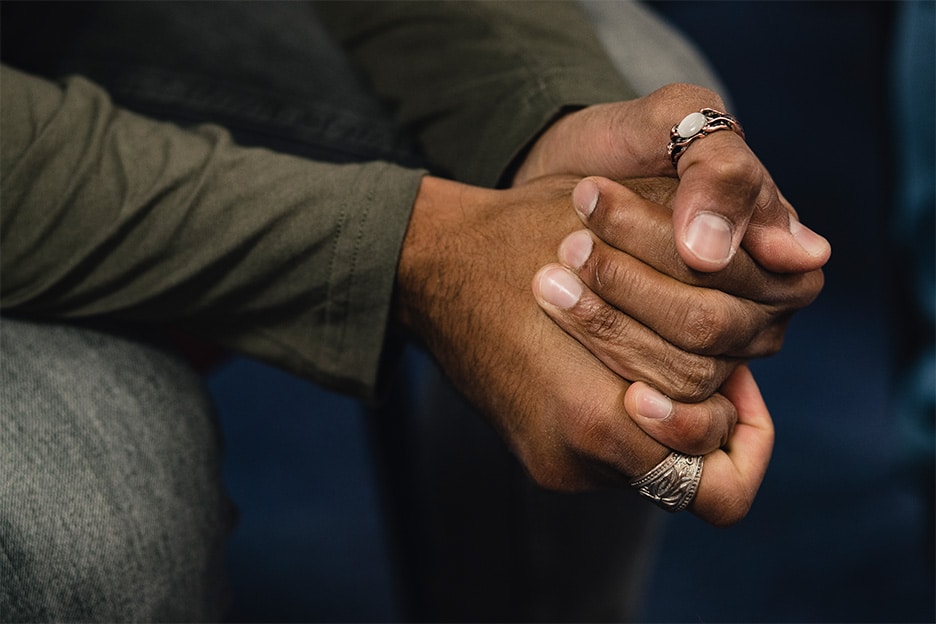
[520,83,829,524]
[532,176,823,525]
[397,84,829,526]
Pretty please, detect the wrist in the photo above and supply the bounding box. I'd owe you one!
[511,109,585,187]
[395,175,494,336]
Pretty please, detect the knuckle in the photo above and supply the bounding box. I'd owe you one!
[588,250,627,297]
[771,268,826,309]
[565,401,617,460]
[732,305,794,358]
[708,157,762,201]
[716,155,760,184]
[560,397,642,482]
[678,406,733,456]
[667,353,722,403]
[707,395,737,448]
[683,292,766,356]
[669,429,711,458]
[680,293,730,353]
[747,322,788,358]
[576,297,630,346]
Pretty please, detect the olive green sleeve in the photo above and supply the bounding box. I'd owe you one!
[1,65,424,398]
[315,0,638,187]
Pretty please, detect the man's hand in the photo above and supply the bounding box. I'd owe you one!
[513,83,831,274]
[532,175,826,454]
[534,176,825,389]
[395,174,773,525]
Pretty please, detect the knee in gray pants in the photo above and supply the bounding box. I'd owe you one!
[0,317,234,622]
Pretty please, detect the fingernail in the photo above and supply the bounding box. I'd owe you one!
[558,230,593,270]
[685,212,734,265]
[635,386,673,420]
[538,267,582,309]
[789,218,831,258]
[573,179,599,220]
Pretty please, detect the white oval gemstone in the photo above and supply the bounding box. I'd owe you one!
[677,112,707,138]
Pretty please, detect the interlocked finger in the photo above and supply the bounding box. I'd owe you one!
[557,229,784,358]
[572,177,825,309]
[533,263,739,403]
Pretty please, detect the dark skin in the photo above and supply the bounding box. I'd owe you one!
[398,83,829,525]
[396,173,819,526]
[534,176,825,455]
[514,83,831,274]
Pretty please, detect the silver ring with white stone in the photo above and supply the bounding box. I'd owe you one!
[630,451,703,513]
[667,108,746,168]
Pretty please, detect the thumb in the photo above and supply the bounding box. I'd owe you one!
[673,132,831,273]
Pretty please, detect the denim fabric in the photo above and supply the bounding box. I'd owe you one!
[0,318,234,622]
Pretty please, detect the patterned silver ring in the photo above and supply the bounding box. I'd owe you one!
[667,108,745,169]
[630,451,703,513]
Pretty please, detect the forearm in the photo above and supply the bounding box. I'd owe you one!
[1,65,423,397]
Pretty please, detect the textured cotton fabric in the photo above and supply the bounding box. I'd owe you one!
[1,1,634,397]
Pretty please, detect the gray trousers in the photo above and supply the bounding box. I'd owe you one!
[0,319,233,621]
[0,2,721,620]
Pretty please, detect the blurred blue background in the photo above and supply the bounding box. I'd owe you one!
[637,2,934,621]
[209,1,934,621]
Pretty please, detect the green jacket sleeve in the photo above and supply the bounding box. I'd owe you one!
[315,0,638,187]
[0,65,423,398]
